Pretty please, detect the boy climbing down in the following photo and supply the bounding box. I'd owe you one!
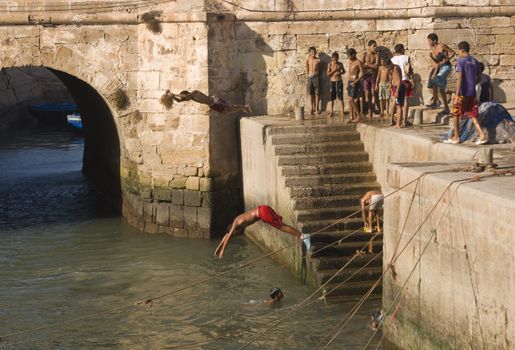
[360,191,383,253]
[214,205,311,259]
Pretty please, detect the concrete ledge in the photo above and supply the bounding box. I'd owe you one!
[382,162,515,350]
[355,120,515,349]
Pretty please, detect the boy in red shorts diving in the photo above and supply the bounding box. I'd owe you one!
[214,205,311,259]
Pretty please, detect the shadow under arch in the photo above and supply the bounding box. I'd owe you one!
[49,68,122,214]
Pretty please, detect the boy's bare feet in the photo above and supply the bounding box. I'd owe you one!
[310,109,315,115]
[316,109,321,115]
[327,112,334,118]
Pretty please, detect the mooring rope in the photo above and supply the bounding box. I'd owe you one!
[320,171,501,349]
[315,174,478,349]
[0,168,466,343]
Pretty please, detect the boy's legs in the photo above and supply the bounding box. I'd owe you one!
[337,97,345,119]
[310,93,315,114]
[328,100,334,117]
[471,117,486,141]
[190,90,212,105]
[224,104,252,114]
[278,224,301,238]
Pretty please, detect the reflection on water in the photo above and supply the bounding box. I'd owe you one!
[0,130,382,349]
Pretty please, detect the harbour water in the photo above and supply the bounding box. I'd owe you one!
[0,130,382,349]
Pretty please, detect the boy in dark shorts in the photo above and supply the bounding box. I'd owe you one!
[214,205,311,258]
[162,90,251,114]
[362,40,379,119]
[346,48,364,123]
[306,46,321,114]
[327,51,345,118]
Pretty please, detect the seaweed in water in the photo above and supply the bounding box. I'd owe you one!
[141,10,163,34]
[160,91,174,110]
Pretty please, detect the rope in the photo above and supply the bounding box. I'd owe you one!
[237,239,375,350]
[0,169,467,343]
[315,173,488,349]
[0,0,166,13]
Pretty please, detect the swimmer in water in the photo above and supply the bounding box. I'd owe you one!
[267,287,284,305]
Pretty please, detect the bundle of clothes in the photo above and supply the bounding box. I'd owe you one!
[445,101,515,144]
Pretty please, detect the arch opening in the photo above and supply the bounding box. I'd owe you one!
[0,66,122,226]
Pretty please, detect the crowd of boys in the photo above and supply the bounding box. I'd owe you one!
[306,33,493,144]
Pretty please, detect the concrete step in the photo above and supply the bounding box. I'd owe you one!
[278,152,369,166]
[268,124,356,135]
[311,239,383,258]
[313,254,383,270]
[271,132,361,145]
[288,182,380,198]
[311,230,383,244]
[296,206,362,221]
[293,194,363,210]
[317,266,383,284]
[274,141,364,156]
[323,280,382,297]
[282,162,372,176]
[285,173,376,187]
[299,217,363,233]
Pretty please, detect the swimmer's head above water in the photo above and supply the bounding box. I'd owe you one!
[269,287,284,302]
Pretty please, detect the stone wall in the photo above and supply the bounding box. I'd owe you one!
[0,1,513,237]
[208,1,515,115]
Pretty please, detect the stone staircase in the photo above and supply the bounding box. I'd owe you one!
[268,122,382,301]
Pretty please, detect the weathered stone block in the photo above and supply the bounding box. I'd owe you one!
[184,190,202,207]
[170,205,184,227]
[376,19,410,32]
[172,189,184,205]
[144,222,159,234]
[143,202,155,221]
[183,206,198,227]
[153,188,172,201]
[186,176,200,190]
[200,177,214,191]
[141,187,152,199]
[156,203,170,225]
[201,191,215,207]
[171,176,187,188]
[500,55,515,66]
[197,207,212,230]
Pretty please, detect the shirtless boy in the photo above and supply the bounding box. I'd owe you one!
[327,52,346,119]
[306,46,321,115]
[375,58,392,120]
[346,48,364,123]
[214,205,311,259]
[427,33,455,114]
[163,90,251,114]
[362,40,379,119]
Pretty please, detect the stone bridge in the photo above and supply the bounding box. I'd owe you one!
[1,0,513,238]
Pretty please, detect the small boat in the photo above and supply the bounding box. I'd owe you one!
[27,102,77,126]
[66,113,83,130]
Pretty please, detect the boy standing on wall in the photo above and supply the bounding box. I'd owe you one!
[391,61,403,127]
[375,58,392,121]
[327,52,346,119]
[306,46,321,115]
[346,48,364,123]
[362,40,379,119]
[391,44,413,127]
[444,41,487,145]
[427,33,455,113]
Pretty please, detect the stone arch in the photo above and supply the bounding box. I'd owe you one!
[0,62,125,212]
